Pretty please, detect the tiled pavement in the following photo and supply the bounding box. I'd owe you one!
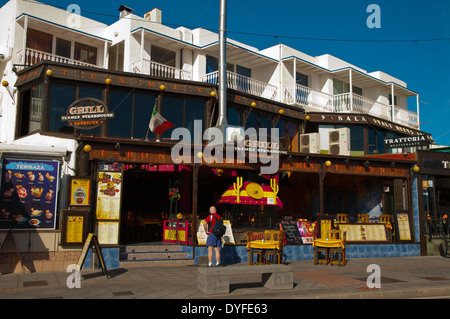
[1,256,450,300]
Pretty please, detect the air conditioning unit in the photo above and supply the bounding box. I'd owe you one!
[300,133,320,154]
[328,128,350,156]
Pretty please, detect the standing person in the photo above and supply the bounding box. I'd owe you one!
[204,206,222,267]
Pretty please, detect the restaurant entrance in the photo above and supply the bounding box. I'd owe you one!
[119,164,188,244]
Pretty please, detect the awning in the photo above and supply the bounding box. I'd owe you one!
[217,180,283,209]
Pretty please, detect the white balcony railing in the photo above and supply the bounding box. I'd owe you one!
[394,105,419,129]
[284,84,334,112]
[285,85,418,129]
[131,59,192,80]
[333,92,392,122]
[18,48,99,69]
[200,71,278,101]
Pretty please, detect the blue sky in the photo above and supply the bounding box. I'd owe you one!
[3,0,450,145]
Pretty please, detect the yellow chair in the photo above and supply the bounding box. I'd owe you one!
[327,230,346,266]
[380,214,394,242]
[313,232,329,265]
[336,214,349,224]
[265,231,285,264]
[247,231,264,265]
[358,214,370,223]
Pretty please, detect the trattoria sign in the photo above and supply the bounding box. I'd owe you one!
[384,135,429,149]
[61,98,114,130]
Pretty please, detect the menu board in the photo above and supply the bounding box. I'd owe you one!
[0,159,59,229]
[338,224,388,242]
[279,221,302,245]
[97,221,119,245]
[196,220,234,245]
[223,220,235,245]
[197,220,207,245]
[396,213,412,241]
[297,220,314,244]
[66,216,84,243]
[96,171,122,220]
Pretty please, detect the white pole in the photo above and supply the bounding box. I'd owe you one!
[349,69,353,111]
[22,15,28,65]
[391,84,395,122]
[416,94,420,130]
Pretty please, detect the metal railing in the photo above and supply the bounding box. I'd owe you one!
[131,59,192,80]
[423,218,450,238]
[201,71,278,101]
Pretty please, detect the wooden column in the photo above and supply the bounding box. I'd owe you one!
[319,164,326,214]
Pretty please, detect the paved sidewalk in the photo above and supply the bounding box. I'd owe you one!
[0,256,449,299]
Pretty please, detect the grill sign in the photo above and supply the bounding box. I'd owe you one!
[61,97,114,130]
[384,135,428,149]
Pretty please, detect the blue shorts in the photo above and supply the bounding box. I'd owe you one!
[206,233,221,247]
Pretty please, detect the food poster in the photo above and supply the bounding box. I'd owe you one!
[297,221,314,244]
[0,159,59,229]
[70,178,91,206]
[95,171,122,220]
[97,221,119,245]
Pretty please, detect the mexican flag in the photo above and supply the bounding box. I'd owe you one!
[149,105,174,135]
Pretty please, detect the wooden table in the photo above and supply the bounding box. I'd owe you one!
[246,240,281,265]
[313,238,345,266]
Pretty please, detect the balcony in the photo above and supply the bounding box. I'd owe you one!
[284,84,419,129]
[200,71,278,101]
[17,48,99,70]
[131,59,192,81]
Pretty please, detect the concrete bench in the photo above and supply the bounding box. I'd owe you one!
[197,264,293,294]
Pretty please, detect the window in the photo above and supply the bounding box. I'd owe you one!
[74,42,97,65]
[184,99,205,135]
[49,83,76,133]
[349,126,364,155]
[333,78,362,96]
[206,55,218,74]
[151,45,175,67]
[108,42,124,71]
[108,90,133,138]
[236,65,251,78]
[287,120,299,152]
[56,38,71,58]
[26,28,52,53]
[162,97,184,139]
[296,72,308,87]
[388,94,398,106]
[133,93,157,139]
[228,106,242,127]
[29,84,44,133]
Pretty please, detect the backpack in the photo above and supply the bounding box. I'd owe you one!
[211,214,226,238]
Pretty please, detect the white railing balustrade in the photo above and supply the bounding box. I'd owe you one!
[21,48,98,68]
[131,59,191,80]
[394,105,419,129]
[284,84,334,112]
[200,71,278,101]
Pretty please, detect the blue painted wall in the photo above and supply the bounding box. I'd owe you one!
[181,244,420,265]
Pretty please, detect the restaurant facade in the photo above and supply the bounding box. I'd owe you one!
[0,60,430,271]
[0,0,436,272]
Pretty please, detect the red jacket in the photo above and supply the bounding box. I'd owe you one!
[205,213,221,234]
